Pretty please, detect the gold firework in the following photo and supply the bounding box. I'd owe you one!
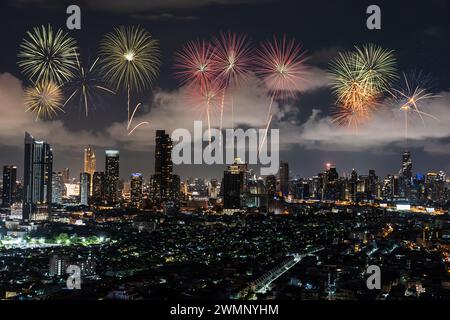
[18,25,78,84]
[329,44,397,128]
[99,25,161,93]
[24,81,64,120]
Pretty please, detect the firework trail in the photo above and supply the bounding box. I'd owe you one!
[24,80,64,120]
[18,25,78,84]
[63,54,115,117]
[212,32,253,144]
[99,25,160,134]
[391,72,438,141]
[174,39,218,143]
[254,35,308,152]
[329,44,397,130]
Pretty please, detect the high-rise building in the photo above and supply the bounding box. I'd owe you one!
[51,172,63,204]
[80,172,91,206]
[223,158,247,214]
[2,165,17,207]
[105,150,119,204]
[279,161,289,197]
[92,171,106,204]
[150,130,176,205]
[402,151,412,181]
[23,132,53,222]
[130,173,143,208]
[83,146,96,195]
[62,168,70,184]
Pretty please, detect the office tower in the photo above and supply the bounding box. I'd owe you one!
[23,132,53,222]
[223,158,247,214]
[368,169,377,200]
[171,174,180,205]
[92,171,106,204]
[51,172,63,204]
[279,161,289,197]
[350,169,358,201]
[2,165,17,207]
[105,150,119,204]
[80,172,90,206]
[130,173,143,208]
[150,130,176,205]
[62,168,70,184]
[83,146,96,195]
[402,151,412,181]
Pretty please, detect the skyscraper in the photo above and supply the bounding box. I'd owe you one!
[92,171,106,204]
[84,146,96,195]
[223,158,247,214]
[400,151,412,199]
[150,130,175,205]
[105,150,119,204]
[62,168,70,184]
[2,165,17,207]
[130,173,143,208]
[80,172,91,206]
[23,132,53,221]
[279,161,289,197]
[51,171,63,204]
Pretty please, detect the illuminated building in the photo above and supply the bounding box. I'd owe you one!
[150,130,178,206]
[23,132,53,222]
[279,161,289,197]
[105,150,119,204]
[51,171,63,204]
[2,165,17,207]
[62,168,70,184]
[130,173,143,208]
[83,146,96,195]
[80,172,91,206]
[92,171,106,204]
[223,158,247,214]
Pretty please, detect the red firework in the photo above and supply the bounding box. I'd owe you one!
[255,35,309,100]
[173,39,217,91]
[211,31,254,88]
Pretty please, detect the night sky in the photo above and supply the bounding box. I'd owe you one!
[1,0,449,181]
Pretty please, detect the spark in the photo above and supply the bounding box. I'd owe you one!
[63,54,115,117]
[18,24,78,84]
[24,80,64,120]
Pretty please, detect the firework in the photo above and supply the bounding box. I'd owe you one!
[24,80,64,120]
[63,55,115,117]
[255,35,308,153]
[391,72,438,140]
[174,39,217,90]
[329,44,397,128]
[99,25,160,93]
[174,39,219,142]
[255,35,308,100]
[99,25,160,133]
[211,32,253,140]
[18,25,78,84]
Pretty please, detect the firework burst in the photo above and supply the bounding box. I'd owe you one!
[255,35,308,152]
[329,44,397,129]
[25,80,64,120]
[255,35,308,100]
[211,31,253,140]
[18,25,78,84]
[99,25,160,134]
[174,39,217,90]
[63,55,115,117]
[391,71,438,140]
[99,25,160,93]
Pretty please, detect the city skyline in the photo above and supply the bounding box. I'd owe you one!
[0,0,450,180]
